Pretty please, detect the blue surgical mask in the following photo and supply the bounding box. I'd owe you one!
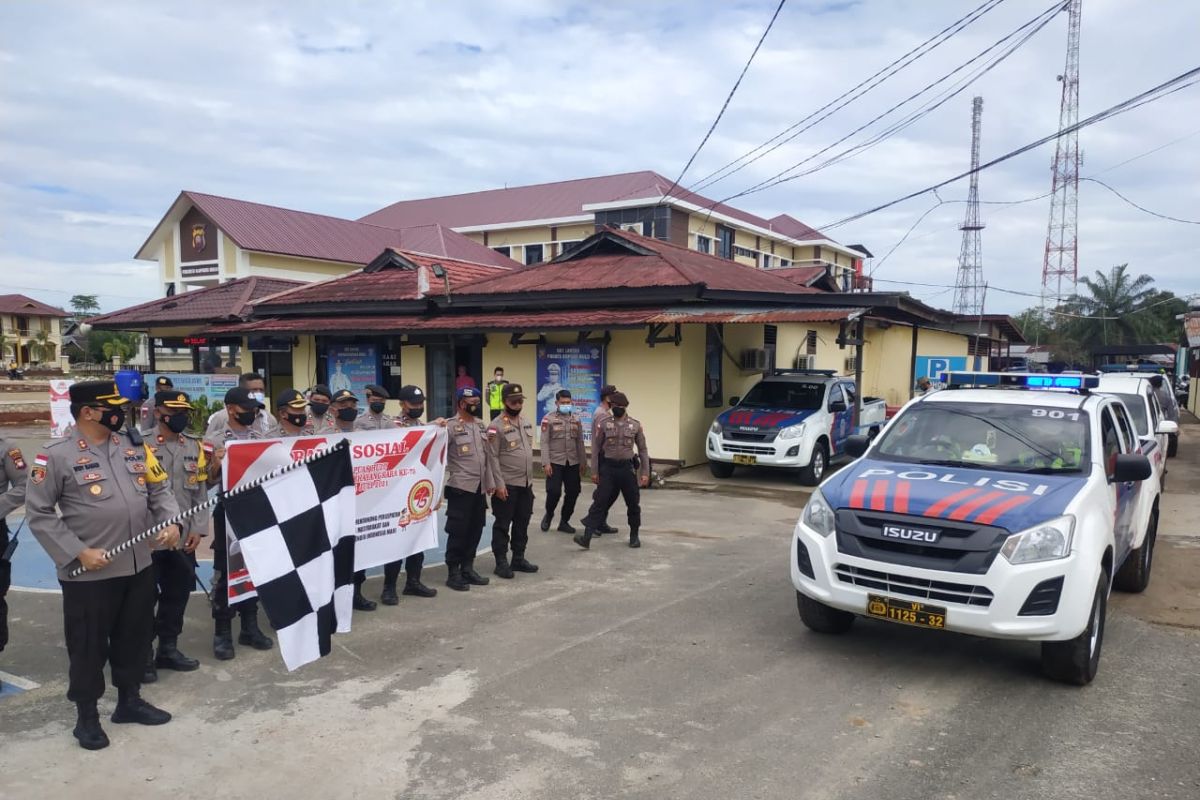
[558,404,573,414]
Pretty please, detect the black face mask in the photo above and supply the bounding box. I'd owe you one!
[163,413,189,434]
[611,406,627,418]
[463,402,481,415]
[98,407,126,433]
[369,401,386,414]
[285,412,308,429]
[337,407,358,422]
[310,402,329,417]
[234,410,257,427]
[406,407,424,419]
[504,403,522,416]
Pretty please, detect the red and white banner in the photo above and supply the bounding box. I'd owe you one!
[223,427,447,603]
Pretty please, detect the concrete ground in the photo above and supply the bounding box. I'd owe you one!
[1,423,1198,799]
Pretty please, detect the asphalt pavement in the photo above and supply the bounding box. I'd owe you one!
[1,424,1198,799]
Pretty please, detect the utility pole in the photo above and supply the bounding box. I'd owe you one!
[1041,0,1082,305]
[952,96,985,316]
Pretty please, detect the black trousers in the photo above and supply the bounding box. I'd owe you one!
[383,551,425,586]
[582,462,641,530]
[544,463,581,521]
[60,568,155,703]
[211,508,259,621]
[444,486,487,567]
[152,549,195,641]
[0,521,10,652]
[492,484,534,559]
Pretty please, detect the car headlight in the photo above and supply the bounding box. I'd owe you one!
[778,422,806,440]
[801,488,836,537]
[710,420,722,435]
[1000,515,1075,564]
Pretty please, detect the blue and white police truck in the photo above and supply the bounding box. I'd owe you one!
[790,372,1159,685]
[707,370,888,485]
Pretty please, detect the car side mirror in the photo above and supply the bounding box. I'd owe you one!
[829,400,847,413]
[1112,453,1152,483]
[1156,420,1179,435]
[729,396,740,407]
[844,434,870,458]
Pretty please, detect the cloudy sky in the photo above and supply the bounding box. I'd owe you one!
[1,0,1196,315]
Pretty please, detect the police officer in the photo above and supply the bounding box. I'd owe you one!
[204,386,274,660]
[307,384,335,431]
[25,381,182,750]
[356,384,394,429]
[141,390,209,683]
[378,385,440,605]
[444,387,499,591]
[0,433,29,655]
[487,384,539,579]
[540,389,587,534]
[276,388,316,435]
[576,392,649,550]
[205,372,279,438]
[586,384,621,536]
[486,367,507,420]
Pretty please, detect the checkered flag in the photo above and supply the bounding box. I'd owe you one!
[223,443,356,671]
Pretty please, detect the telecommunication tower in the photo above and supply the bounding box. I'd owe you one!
[952,96,986,316]
[1041,0,1082,300]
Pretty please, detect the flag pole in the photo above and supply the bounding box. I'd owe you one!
[68,438,350,578]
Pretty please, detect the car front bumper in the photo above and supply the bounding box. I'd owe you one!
[706,433,812,468]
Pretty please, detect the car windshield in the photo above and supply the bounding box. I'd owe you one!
[1112,393,1149,436]
[739,381,824,410]
[874,401,1090,474]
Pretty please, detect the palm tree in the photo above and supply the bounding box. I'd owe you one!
[1063,264,1157,349]
[29,329,54,363]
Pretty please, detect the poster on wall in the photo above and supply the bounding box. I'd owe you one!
[146,373,239,405]
[326,344,380,400]
[535,344,605,443]
[49,379,75,437]
[914,356,969,390]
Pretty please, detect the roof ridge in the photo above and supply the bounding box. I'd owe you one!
[183,190,419,235]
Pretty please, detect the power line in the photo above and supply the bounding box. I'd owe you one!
[1082,177,1200,225]
[655,0,787,205]
[687,0,1008,193]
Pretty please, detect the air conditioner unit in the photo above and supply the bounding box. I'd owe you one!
[794,354,816,370]
[741,348,769,371]
[844,356,857,375]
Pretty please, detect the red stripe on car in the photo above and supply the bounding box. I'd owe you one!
[923,487,981,519]
[973,495,1032,525]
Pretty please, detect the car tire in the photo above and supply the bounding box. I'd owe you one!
[1040,572,1107,686]
[797,591,855,634]
[1114,506,1157,593]
[798,441,828,486]
[708,460,735,479]
[1167,433,1178,458]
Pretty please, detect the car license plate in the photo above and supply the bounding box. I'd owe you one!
[866,594,946,629]
[733,454,757,465]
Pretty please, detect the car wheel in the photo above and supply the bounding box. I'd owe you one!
[1167,433,1178,458]
[797,591,855,634]
[1114,506,1157,593]
[708,460,735,479]
[1041,572,1107,685]
[798,442,827,486]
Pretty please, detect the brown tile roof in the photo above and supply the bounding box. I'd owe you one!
[138,191,518,269]
[89,277,303,329]
[0,294,69,317]
[358,170,834,243]
[768,266,829,287]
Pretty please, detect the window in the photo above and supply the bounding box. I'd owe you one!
[696,235,711,254]
[780,259,790,267]
[1114,402,1136,452]
[557,241,580,257]
[493,246,510,257]
[716,225,734,260]
[806,329,817,356]
[843,382,857,403]
[828,384,846,409]
[704,324,723,408]
[1114,393,1149,437]
[1101,408,1122,479]
[524,244,543,265]
[762,254,773,269]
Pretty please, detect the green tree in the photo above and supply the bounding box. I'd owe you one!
[90,331,139,364]
[29,329,54,362]
[1063,264,1158,349]
[69,294,100,317]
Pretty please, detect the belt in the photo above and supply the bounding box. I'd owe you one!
[606,459,635,467]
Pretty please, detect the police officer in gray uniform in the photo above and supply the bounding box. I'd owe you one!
[587,384,621,536]
[205,372,278,438]
[443,387,499,591]
[276,388,318,435]
[141,390,209,683]
[576,392,650,550]
[26,380,182,750]
[487,383,539,579]
[0,433,29,654]
[539,388,587,534]
[355,384,394,430]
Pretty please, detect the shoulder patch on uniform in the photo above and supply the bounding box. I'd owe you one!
[8,447,26,470]
[31,466,46,484]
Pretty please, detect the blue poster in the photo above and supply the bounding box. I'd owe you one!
[536,344,605,444]
[146,373,239,405]
[327,344,380,401]
[914,356,969,389]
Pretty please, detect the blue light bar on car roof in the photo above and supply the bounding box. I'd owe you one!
[937,371,1099,392]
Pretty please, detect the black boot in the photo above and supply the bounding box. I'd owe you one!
[73,701,109,750]
[462,561,490,586]
[600,523,618,534]
[573,528,595,550]
[403,579,438,598]
[143,647,158,684]
[380,582,400,606]
[629,527,641,548]
[353,589,378,611]
[445,563,470,592]
[494,556,514,580]
[540,511,553,532]
[511,555,539,573]
[557,519,577,534]
[156,638,199,672]
[238,611,275,650]
[213,618,235,661]
[111,688,171,726]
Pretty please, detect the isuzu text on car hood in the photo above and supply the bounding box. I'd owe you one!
[821,458,1085,532]
[719,407,819,432]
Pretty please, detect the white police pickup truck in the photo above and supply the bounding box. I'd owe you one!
[790,372,1159,685]
[707,370,887,485]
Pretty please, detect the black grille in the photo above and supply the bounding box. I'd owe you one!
[834,563,994,607]
[723,430,778,443]
[1019,577,1065,616]
[796,541,815,579]
[835,510,1008,574]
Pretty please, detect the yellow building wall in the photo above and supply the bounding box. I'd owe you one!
[859,325,971,406]
[162,230,176,283]
[221,233,239,278]
[247,253,359,280]
[605,328,683,463]
[292,335,319,389]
